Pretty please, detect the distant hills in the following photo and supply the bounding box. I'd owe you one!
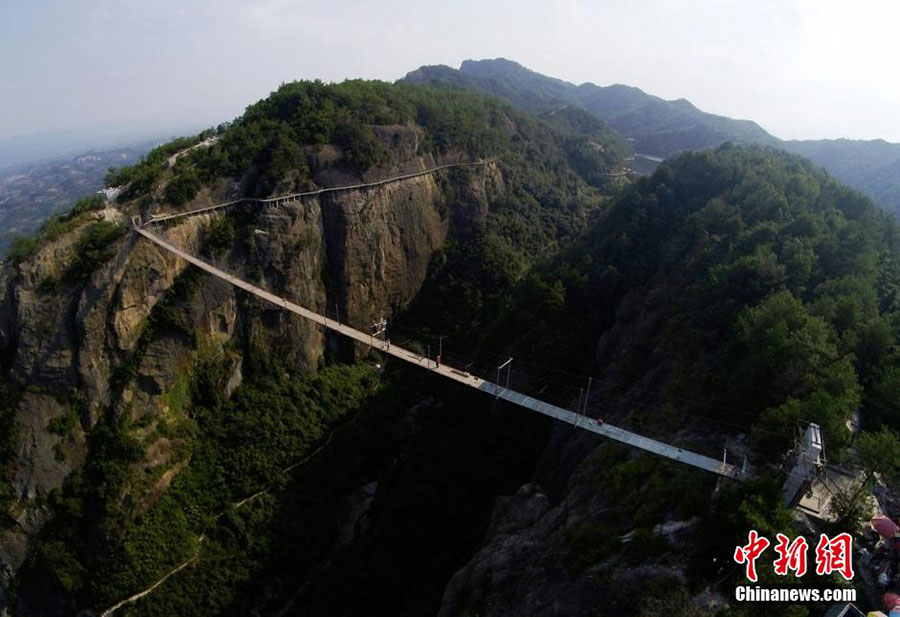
[403,58,900,215]
[0,143,154,254]
[2,57,899,257]
[404,59,778,156]
[783,138,900,212]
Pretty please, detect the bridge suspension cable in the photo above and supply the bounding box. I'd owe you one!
[133,225,747,481]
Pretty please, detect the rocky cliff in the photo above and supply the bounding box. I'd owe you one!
[0,138,504,609]
[0,78,626,616]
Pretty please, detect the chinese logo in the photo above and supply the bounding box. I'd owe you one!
[734,531,853,582]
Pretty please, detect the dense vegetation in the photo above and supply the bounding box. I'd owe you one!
[115,366,548,617]
[196,79,513,187]
[14,350,554,617]
[399,144,894,616]
[538,106,632,187]
[17,361,379,613]
[104,79,625,204]
[61,221,127,284]
[105,133,217,203]
[784,138,900,217]
[494,144,900,460]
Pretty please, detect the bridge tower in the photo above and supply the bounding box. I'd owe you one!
[782,423,824,506]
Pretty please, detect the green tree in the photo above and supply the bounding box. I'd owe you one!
[830,426,900,529]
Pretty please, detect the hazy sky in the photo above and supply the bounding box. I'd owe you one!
[2,0,899,151]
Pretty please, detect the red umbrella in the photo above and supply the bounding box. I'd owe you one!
[872,516,900,539]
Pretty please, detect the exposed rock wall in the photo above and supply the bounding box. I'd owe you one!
[436,437,718,617]
[0,151,504,594]
[438,452,608,617]
[322,173,447,327]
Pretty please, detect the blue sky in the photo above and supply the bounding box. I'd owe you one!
[1,0,899,153]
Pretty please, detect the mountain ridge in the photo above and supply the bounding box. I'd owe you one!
[403,58,900,215]
[405,57,779,155]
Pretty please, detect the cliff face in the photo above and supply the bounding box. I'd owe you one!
[0,138,504,597]
[1,78,613,614]
[436,434,723,617]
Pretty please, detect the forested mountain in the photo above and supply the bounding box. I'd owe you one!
[783,138,900,217]
[1,77,898,617]
[441,144,900,617]
[403,58,900,216]
[403,58,779,156]
[501,144,900,447]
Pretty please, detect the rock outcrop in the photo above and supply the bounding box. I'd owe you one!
[0,139,504,601]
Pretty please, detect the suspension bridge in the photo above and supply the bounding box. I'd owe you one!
[132,164,746,481]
